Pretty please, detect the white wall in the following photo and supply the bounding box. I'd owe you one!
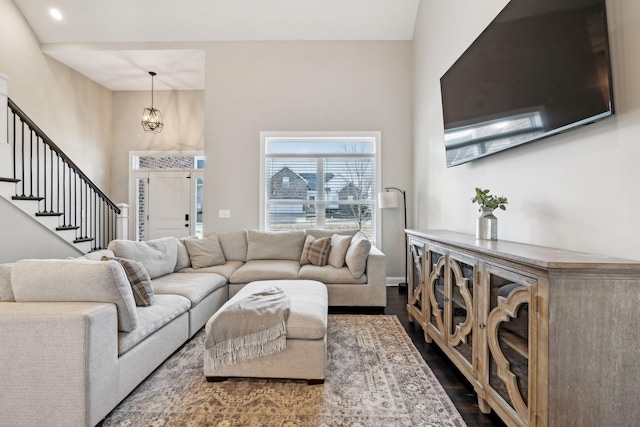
[204,41,413,278]
[0,0,113,260]
[413,0,640,260]
[0,197,83,262]
[109,90,205,204]
[0,0,113,193]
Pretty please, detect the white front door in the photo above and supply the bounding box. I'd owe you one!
[147,171,192,239]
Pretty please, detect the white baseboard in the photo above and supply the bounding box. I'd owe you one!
[386,276,405,286]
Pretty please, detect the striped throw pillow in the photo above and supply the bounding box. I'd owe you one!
[300,235,331,267]
[102,256,154,307]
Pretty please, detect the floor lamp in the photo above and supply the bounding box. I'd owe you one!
[378,187,408,290]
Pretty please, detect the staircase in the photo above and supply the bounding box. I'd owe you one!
[1,98,120,256]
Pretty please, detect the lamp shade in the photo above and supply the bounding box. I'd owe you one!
[378,191,399,209]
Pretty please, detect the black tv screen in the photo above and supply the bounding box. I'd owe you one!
[440,0,614,167]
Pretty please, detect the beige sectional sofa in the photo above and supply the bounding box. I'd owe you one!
[0,228,385,427]
[176,229,386,307]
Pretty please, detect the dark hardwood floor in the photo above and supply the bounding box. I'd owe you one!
[331,286,505,427]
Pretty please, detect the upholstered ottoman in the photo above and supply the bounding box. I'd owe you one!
[204,280,328,384]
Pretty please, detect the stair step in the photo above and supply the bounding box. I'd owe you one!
[76,240,93,253]
[34,215,61,230]
[36,211,64,217]
[74,237,94,243]
[12,195,44,201]
[56,225,80,231]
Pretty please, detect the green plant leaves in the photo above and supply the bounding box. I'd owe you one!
[471,187,508,211]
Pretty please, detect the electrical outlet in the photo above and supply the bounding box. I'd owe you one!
[218,209,231,219]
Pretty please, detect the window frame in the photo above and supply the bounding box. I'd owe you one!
[259,131,382,247]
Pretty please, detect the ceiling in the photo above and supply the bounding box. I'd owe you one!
[14,0,420,91]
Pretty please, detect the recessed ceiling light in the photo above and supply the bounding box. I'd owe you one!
[50,8,63,21]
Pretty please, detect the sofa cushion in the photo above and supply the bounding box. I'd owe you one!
[0,263,15,302]
[117,294,190,356]
[102,256,154,307]
[300,235,331,266]
[80,249,115,261]
[246,230,305,261]
[175,237,195,271]
[177,260,244,280]
[345,231,371,279]
[229,260,300,284]
[152,272,227,305]
[328,234,352,268]
[216,230,248,262]
[11,259,138,332]
[305,229,359,239]
[184,235,226,268]
[108,237,178,279]
[299,265,368,284]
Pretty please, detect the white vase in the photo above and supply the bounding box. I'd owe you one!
[476,207,498,240]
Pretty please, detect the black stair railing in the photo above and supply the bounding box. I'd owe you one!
[7,98,119,250]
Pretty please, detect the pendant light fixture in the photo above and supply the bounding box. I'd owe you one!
[141,71,163,133]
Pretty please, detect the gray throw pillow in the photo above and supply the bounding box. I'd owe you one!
[246,230,306,261]
[216,230,248,262]
[345,231,371,278]
[184,235,226,268]
[175,236,196,271]
[107,237,178,279]
[328,234,352,268]
[305,229,358,239]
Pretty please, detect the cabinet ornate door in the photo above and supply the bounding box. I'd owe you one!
[480,264,537,427]
[446,251,478,376]
[425,245,447,342]
[407,238,428,335]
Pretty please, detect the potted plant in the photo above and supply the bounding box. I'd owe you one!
[471,188,507,240]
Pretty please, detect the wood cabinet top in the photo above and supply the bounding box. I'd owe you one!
[405,229,640,271]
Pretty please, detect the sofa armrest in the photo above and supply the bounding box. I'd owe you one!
[366,246,387,305]
[0,302,119,427]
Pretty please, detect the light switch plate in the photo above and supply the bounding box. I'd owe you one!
[218,209,231,218]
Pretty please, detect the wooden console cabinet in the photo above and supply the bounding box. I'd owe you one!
[405,229,640,427]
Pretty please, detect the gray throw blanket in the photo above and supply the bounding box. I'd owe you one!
[205,286,291,369]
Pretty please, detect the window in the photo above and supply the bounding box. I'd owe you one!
[260,132,381,245]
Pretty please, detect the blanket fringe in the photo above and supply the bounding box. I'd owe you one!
[208,320,287,369]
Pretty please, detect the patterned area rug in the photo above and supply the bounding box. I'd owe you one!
[104,315,466,426]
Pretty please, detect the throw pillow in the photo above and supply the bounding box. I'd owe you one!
[184,234,226,269]
[246,230,306,261]
[345,231,372,278]
[217,230,249,262]
[300,235,331,267]
[328,234,352,268]
[107,237,178,279]
[305,229,359,239]
[175,236,196,271]
[80,249,115,261]
[102,256,154,307]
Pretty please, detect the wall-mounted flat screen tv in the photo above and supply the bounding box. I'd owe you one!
[440,0,614,167]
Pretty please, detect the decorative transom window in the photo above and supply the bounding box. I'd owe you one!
[260,132,381,245]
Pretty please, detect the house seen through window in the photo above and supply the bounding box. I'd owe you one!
[261,133,380,244]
